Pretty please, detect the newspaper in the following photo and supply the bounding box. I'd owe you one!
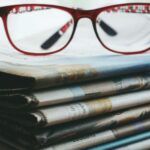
[31,90,150,126]
[116,138,150,150]
[0,129,26,150]
[1,90,150,127]
[0,116,150,150]
[32,105,150,145]
[0,105,149,147]
[0,73,150,109]
[0,55,150,93]
[91,131,150,150]
[44,119,150,150]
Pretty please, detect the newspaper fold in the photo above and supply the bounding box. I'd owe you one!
[0,73,150,109]
[1,90,150,127]
[91,131,150,150]
[0,129,27,150]
[0,105,150,147]
[0,55,150,150]
[33,105,150,145]
[31,90,150,127]
[44,119,150,150]
[0,117,150,150]
[116,138,150,150]
[0,55,150,93]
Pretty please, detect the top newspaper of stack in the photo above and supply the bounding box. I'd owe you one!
[0,0,150,93]
[0,55,150,93]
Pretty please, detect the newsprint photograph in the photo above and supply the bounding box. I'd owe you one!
[0,0,150,150]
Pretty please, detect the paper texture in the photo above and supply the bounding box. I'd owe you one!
[35,90,150,126]
[3,90,150,127]
[0,105,149,148]
[33,105,150,145]
[91,131,150,150]
[0,55,150,93]
[46,119,150,150]
[117,138,150,150]
[1,73,150,109]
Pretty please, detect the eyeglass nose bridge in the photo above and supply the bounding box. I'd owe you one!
[74,9,97,21]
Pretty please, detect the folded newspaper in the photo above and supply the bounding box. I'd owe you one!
[1,118,149,150]
[0,73,150,110]
[0,55,150,93]
[45,119,150,150]
[91,131,150,150]
[0,54,150,150]
[0,89,150,128]
[0,105,149,148]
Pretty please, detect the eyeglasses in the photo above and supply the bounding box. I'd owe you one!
[0,3,150,56]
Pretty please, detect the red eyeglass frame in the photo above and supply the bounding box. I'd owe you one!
[0,3,150,56]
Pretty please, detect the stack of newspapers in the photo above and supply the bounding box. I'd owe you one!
[0,55,150,150]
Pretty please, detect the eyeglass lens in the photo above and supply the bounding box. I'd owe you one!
[6,4,150,54]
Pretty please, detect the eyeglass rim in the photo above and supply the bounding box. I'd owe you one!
[0,3,150,56]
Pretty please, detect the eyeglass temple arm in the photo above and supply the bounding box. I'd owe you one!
[99,20,117,36]
[41,20,117,50]
[41,20,73,50]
